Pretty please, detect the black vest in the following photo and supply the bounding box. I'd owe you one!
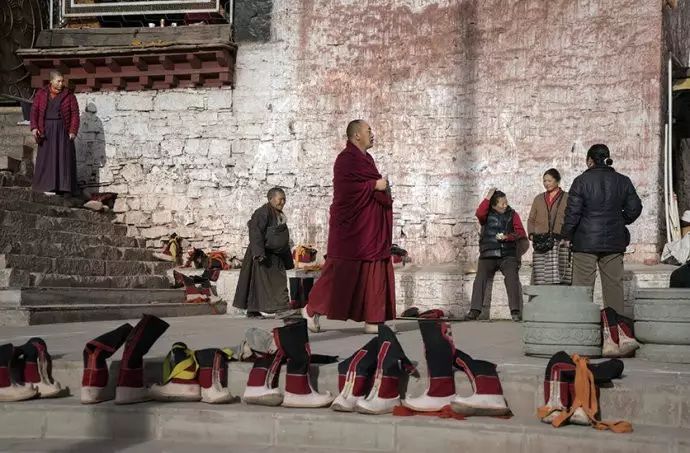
[479,208,516,258]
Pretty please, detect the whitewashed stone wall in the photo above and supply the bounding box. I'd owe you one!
[75,0,665,265]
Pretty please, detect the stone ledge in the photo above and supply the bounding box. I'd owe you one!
[170,264,675,320]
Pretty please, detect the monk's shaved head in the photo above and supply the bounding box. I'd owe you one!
[346,119,364,139]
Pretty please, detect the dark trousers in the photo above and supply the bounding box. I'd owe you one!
[470,256,522,313]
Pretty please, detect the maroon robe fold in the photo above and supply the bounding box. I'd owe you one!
[308,141,396,323]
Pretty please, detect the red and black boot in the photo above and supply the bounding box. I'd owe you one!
[355,325,418,415]
[331,337,379,412]
[538,350,624,425]
[196,348,233,404]
[81,323,133,404]
[601,308,622,357]
[16,338,64,398]
[451,349,510,416]
[0,344,37,402]
[150,342,201,402]
[115,315,170,404]
[242,351,285,406]
[275,319,333,408]
[616,314,640,357]
[403,321,456,412]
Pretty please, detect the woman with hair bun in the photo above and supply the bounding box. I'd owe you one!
[561,144,642,314]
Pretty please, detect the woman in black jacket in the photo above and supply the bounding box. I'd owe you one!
[561,144,642,314]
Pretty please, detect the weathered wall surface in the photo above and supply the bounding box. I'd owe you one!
[75,0,664,264]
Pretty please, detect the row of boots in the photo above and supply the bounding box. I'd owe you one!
[0,339,64,401]
[334,321,511,416]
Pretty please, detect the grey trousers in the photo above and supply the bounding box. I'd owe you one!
[470,256,522,312]
[572,252,624,313]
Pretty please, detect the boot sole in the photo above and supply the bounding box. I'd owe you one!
[151,394,202,402]
[281,399,333,408]
[330,402,355,412]
[0,393,37,402]
[354,406,395,415]
[450,402,510,416]
[243,394,284,406]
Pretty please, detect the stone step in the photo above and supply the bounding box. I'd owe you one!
[0,239,155,261]
[0,301,226,326]
[0,197,116,224]
[37,353,690,431]
[0,226,145,249]
[0,186,84,208]
[0,133,31,148]
[0,398,686,452]
[0,287,185,307]
[0,254,173,277]
[0,171,31,188]
[0,269,170,289]
[0,210,127,237]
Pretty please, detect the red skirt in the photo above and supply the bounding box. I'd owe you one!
[307,258,396,323]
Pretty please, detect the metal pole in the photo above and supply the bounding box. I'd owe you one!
[49,0,54,29]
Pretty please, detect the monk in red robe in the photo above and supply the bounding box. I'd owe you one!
[302,120,395,334]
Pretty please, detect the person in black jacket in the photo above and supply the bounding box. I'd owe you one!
[561,144,642,313]
[233,187,295,317]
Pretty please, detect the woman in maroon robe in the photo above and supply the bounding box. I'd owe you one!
[30,70,80,195]
[302,120,395,333]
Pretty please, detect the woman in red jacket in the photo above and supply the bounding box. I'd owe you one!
[466,188,527,322]
[30,70,80,195]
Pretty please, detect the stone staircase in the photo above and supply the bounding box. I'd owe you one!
[0,106,227,325]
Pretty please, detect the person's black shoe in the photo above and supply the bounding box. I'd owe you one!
[510,311,521,322]
[246,311,264,319]
[464,309,480,321]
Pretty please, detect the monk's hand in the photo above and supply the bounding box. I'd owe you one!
[254,255,265,264]
[375,178,388,191]
[31,129,40,139]
[485,187,496,200]
[69,133,76,140]
[496,233,506,241]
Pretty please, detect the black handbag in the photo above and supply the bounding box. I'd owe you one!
[532,193,564,253]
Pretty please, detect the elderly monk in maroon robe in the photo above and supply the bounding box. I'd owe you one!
[302,120,395,334]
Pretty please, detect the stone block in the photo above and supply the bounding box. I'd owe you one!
[125,211,150,226]
[396,422,523,453]
[151,210,173,225]
[44,407,157,440]
[154,92,205,111]
[159,408,273,445]
[113,198,128,213]
[0,408,46,438]
[117,93,154,111]
[207,88,234,110]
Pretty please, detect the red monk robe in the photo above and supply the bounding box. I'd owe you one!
[306,141,396,323]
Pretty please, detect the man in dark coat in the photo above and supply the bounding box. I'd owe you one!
[562,144,642,313]
[233,188,294,317]
[30,70,80,195]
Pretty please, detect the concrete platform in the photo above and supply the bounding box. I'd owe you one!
[0,316,688,452]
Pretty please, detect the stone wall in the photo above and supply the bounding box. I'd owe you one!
[75,0,665,264]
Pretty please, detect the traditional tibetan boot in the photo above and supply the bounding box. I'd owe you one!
[403,321,456,412]
[81,323,133,404]
[331,337,379,412]
[115,315,169,404]
[16,338,64,398]
[355,325,418,415]
[601,308,621,358]
[242,351,285,406]
[150,342,201,402]
[196,348,233,404]
[450,349,510,416]
[0,344,37,402]
[275,319,333,408]
[616,315,640,357]
[289,277,314,310]
[538,351,624,426]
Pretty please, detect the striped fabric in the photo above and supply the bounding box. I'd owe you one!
[533,244,572,285]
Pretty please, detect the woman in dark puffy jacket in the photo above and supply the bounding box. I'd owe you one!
[561,144,642,314]
[466,188,527,322]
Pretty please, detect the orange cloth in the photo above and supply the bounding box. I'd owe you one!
[537,354,633,433]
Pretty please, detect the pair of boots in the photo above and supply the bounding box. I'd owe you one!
[332,325,418,414]
[401,321,510,416]
[243,319,334,408]
[0,339,64,401]
[150,342,233,404]
[81,314,169,404]
[538,351,631,432]
[601,308,639,358]
[173,270,216,303]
